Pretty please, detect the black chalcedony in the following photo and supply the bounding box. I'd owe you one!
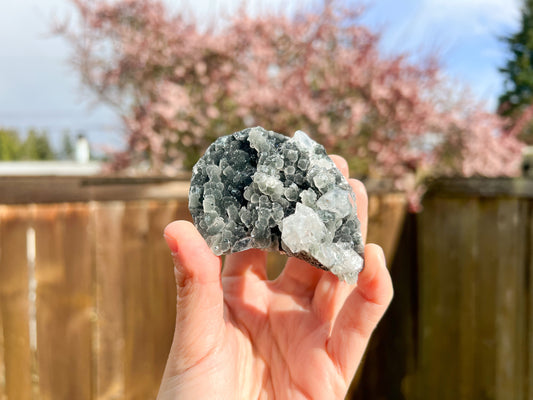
[189,126,364,283]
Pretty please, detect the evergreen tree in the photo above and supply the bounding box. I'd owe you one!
[60,131,75,160]
[21,129,56,160]
[0,129,23,160]
[498,0,533,118]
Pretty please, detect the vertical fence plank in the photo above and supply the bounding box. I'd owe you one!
[419,196,529,400]
[456,199,479,400]
[33,204,94,400]
[0,309,4,400]
[0,214,6,400]
[493,199,527,400]
[474,199,500,399]
[93,202,126,400]
[148,201,178,394]
[418,197,477,399]
[0,206,33,400]
[529,201,533,400]
[122,202,154,400]
[367,193,407,260]
[351,212,418,399]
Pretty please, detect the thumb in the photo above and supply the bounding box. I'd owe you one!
[162,220,225,375]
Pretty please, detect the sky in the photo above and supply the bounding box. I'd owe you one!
[0,0,523,152]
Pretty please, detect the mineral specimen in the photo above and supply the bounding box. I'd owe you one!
[189,126,364,284]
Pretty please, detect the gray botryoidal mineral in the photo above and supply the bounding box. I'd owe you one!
[189,126,364,284]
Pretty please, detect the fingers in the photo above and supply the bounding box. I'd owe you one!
[330,154,349,177]
[312,272,353,323]
[272,257,327,297]
[355,244,393,306]
[222,249,267,280]
[311,156,368,322]
[349,178,368,244]
[163,221,225,374]
[327,244,393,381]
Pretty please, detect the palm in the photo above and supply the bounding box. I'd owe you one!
[223,260,350,399]
[158,157,393,400]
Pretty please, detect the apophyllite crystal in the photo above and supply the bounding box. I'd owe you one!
[189,126,364,284]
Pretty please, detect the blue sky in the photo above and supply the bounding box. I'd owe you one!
[0,0,522,152]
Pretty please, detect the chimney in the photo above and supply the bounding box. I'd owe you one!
[75,133,90,164]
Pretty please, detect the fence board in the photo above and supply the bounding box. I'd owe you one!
[418,196,529,400]
[351,212,419,399]
[0,206,33,400]
[93,202,126,400]
[473,199,499,399]
[456,199,478,399]
[122,202,154,400]
[529,201,533,400]
[418,197,466,399]
[33,204,94,400]
[0,217,5,400]
[493,199,527,400]
[367,192,407,260]
[147,201,178,391]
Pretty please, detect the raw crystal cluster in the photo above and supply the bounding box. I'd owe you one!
[189,126,364,284]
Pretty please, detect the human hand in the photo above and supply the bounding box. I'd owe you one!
[157,155,393,400]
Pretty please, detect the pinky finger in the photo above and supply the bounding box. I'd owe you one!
[327,244,393,381]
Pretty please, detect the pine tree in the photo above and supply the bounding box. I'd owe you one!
[0,129,23,160]
[498,0,533,118]
[60,131,75,160]
[21,130,56,160]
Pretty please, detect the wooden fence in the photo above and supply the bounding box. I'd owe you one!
[1,176,531,399]
[0,176,406,400]
[354,178,533,400]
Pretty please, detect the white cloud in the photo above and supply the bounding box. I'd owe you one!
[419,0,521,34]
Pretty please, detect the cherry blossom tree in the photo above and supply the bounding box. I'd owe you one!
[56,0,524,200]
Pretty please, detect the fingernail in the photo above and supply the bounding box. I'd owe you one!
[377,246,386,267]
[164,233,178,255]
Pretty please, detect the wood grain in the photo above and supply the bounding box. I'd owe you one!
[0,182,531,400]
[122,202,153,400]
[417,196,529,400]
[367,192,407,261]
[93,202,126,400]
[493,199,527,400]
[417,197,464,399]
[529,201,533,400]
[147,201,178,393]
[33,204,94,400]
[0,206,33,400]
[0,215,5,400]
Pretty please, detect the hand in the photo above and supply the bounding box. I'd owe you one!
[157,155,393,400]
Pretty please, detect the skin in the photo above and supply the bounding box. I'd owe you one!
[158,155,393,400]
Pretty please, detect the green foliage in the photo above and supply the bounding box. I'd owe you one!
[0,129,23,160]
[60,131,75,160]
[20,129,56,160]
[498,0,533,118]
[0,128,56,161]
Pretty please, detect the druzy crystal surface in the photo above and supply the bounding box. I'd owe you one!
[189,126,364,284]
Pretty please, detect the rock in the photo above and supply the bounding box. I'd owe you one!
[189,126,364,284]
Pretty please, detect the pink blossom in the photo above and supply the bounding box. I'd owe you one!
[57,0,524,203]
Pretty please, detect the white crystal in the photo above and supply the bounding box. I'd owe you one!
[281,203,327,254]
[317,188,353,219]
[291,130,317,151]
